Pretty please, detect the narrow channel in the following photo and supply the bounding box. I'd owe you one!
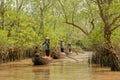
[0,52,120,80]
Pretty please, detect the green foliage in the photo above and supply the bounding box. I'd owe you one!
[0,0,79,50]
[112,29,120,46]
[81,27,104,49]
[0,30,9,48]
[0,0,120,51]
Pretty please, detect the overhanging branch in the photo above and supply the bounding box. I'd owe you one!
[65,21,94,35]
[96,0,106,24]
[111,24,120,32]
[58,0,95,35]
[65,21,88,35]
[109,15,120,27]
[58,0,68,22]
[89,19,95,34]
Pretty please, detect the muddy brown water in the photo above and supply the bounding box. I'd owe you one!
[0,52,120,80]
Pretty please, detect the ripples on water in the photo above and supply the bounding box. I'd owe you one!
[0,53,120,80]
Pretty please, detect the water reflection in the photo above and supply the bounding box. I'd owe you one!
[90,65,120,80]
[50,60,91,80]
[0,54,120,80]
[32,65,50,80]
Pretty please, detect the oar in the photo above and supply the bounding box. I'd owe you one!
[66,55,79,61]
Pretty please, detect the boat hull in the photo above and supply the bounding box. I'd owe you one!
[51,52,66,59]
[32,54,51,65]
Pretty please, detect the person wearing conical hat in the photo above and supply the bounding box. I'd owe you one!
[67,43,72,54]
[60,39,64,52]
[43,37,50,59]
[45,37,49,40]
[60,39,66,56]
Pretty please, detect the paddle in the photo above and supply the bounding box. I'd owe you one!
[66,55,79,61]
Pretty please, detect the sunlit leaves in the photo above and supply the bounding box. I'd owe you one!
[1,0,120,51]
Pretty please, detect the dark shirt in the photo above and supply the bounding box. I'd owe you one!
[43,41,50,50]
[60,42,64,48]
[68,44,71,49]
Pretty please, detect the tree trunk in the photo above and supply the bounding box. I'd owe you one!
[104,25,113,54]
[91,25,120,71]
[104,25,120,71]
[40,11,44,34]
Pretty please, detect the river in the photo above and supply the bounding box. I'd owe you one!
[0,52,120,80]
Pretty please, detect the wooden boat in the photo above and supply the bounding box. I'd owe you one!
[51,52,66,59]
[32,53,52,65]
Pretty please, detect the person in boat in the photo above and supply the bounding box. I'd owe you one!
[60,39,64,53]
[33,46,41,57]
[60,39,66,56]
[34,46,39,54]
[42,37,51,59]
[67,43,72,54]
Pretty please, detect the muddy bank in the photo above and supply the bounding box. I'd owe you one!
[0,46,81,64]
[0,47,34,63]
